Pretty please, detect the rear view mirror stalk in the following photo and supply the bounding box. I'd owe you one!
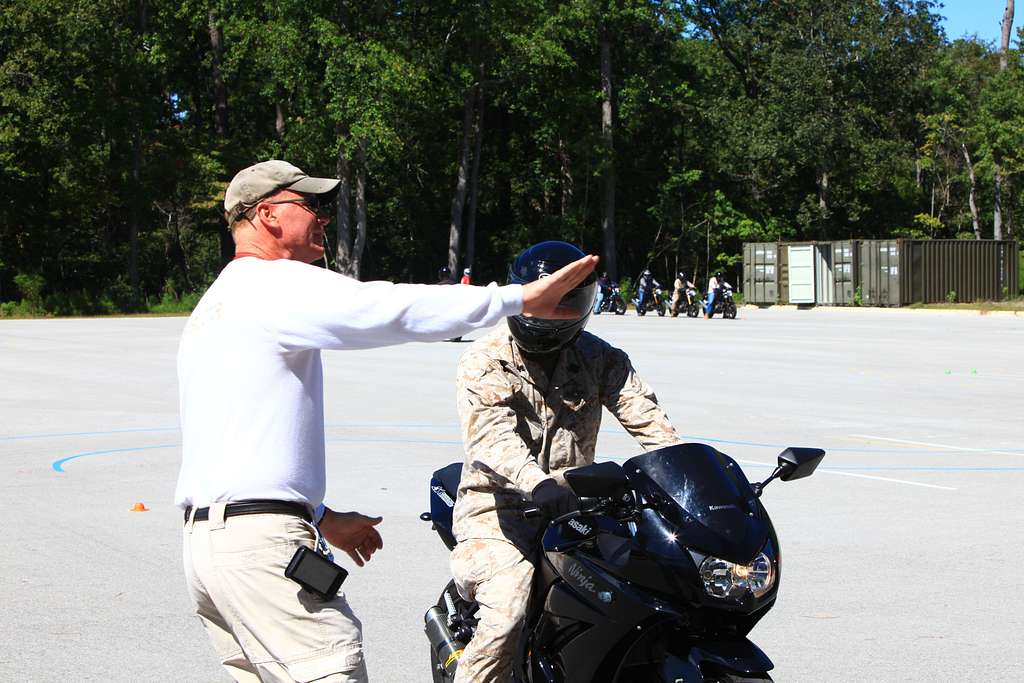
[753,447,826,497]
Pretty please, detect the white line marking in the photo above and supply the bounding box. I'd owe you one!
[734,459,958,491]
[851,434,1022,458]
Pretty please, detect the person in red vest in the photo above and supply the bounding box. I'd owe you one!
[460,267,472,285]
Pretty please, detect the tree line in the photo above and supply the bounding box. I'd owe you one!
[0,0,1020,315]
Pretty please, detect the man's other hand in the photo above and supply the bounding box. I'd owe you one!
[319,509,384,567]
[521,254,599,319]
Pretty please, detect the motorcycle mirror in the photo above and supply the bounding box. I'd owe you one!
[752,447,826,497]
[777,447,826,481]
[565,461,630,499]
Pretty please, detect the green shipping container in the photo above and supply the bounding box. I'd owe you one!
[859,240,901,306]
[903,240,1019,303]
[832,240,858,305]
[742,242,779,304]
[859,239,1019,306]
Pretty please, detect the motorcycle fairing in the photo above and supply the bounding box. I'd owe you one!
[534,552,690,682]
[623,444,769,564]
[658,639,774,682]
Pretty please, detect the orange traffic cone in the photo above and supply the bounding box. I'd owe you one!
[130,502,149,512]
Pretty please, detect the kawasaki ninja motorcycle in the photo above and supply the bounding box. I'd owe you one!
[421,442,824,682]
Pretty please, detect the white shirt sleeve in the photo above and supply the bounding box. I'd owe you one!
[252,260,523,351]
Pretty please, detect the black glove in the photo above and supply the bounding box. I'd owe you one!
[531,479,579,519]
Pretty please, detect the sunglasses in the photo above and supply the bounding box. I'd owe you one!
[266,195,333,218]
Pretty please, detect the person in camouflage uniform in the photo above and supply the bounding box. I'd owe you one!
[449,242,681,683]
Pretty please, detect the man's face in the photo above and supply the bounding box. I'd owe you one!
[261,190,331,263]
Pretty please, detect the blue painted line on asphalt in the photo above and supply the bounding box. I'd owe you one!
[676,434,1024,455]
[50,438,1024,474]
[51,444,180,472]
[2,427,180,442]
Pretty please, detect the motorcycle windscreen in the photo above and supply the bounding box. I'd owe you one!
[623,443,769,564]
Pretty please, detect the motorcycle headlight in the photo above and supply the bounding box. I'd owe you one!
[699,552,775,600]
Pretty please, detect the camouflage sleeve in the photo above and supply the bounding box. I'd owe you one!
[599,346,681,450]
[456,351,550,494]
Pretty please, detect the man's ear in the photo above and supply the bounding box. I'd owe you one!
[254,202,282,237]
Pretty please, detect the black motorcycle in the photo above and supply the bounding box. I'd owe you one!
[684,286,701,318]
[596,284,627,315]
[633,287,668,317]
[422,442,824,682]
[704,284,737,320]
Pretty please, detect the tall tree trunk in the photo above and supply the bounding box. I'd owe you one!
[208,8,233,264]
[128,0,147,306]
[559,137,574,217]
[208,10,228,138]
[818,170,829,211]
[130,136,142,305]
[465,84,484,276]
[352,141,368,280]
[1000,0,1015,71]
[335,129,353,273]
[994,0,1014,240]
[600,23,617,280]
[275,101,286,140]
[448,86,475,275]
[994,158,1004,240]
[962,143,982,240]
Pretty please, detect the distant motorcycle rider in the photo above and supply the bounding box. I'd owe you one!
[671,271,695,317]
[635,269,660,314]
[593,271,611,313]
[705,270,722,319]
[449,241,681,682]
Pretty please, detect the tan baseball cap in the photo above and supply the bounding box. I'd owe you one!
[224,160,340,222]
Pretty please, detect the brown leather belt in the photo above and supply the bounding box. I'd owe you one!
[184,499,312,524]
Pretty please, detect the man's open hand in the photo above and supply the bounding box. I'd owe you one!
[319,509,384,567]
[521,254,599,319]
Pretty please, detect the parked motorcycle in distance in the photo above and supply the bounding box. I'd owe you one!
[422,442,825,682]
[685,286,701,318]
[705,283,737,319]
[633,287,668,317]
[595,283,627,315]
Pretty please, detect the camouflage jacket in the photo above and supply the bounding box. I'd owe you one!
[452,325,680,551]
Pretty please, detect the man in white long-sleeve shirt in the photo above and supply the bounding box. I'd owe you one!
[176,160,597,683]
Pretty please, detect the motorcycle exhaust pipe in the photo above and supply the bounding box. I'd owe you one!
[424,605,466,677]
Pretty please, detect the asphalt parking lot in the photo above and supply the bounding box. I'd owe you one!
[1,306,1021,682]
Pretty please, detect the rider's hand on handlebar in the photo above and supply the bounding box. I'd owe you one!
[530,479,579,519]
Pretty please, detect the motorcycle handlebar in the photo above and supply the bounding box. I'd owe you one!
[522,496,607,522]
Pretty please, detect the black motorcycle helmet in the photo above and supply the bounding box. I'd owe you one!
[507,241,597,354]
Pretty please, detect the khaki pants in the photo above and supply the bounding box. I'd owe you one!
[183,504,368,682]
[670,290,683,316]
[450,539,535,683]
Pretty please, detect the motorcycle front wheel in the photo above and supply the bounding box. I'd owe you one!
[686,303,699,318]
[657,301,666,316]
[613,298,626,315]
[724,303,737,319]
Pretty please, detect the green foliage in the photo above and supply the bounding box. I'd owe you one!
[853,286,863,307]
[946,290,958,304]
[0,0,1021,315]
[894,214,943,239]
